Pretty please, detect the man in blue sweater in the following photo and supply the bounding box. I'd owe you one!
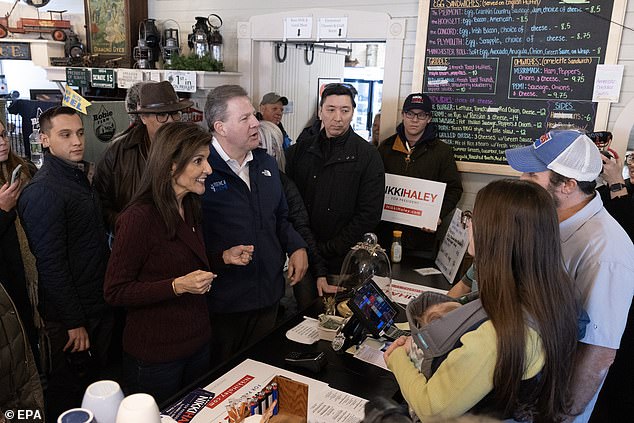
[202,85,307,361]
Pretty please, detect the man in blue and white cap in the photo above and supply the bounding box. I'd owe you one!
[505,129,634,423]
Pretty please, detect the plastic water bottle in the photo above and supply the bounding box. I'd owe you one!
[391,230,402,263]
[29,129,43,168]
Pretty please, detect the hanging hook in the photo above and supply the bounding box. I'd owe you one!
[275,42,287,63]
[304,43,314,65]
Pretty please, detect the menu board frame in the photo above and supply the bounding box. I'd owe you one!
[413,0,628,175]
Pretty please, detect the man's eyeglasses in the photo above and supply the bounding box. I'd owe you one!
[155,111,183,123]
[324,83,358,98]
[404,111,431,121]
[460,210,472,230]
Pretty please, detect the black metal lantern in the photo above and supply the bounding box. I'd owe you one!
[188,16,211,58]
[162,28,180,66]
[208,14,223,63]
[133,38,151,69]
[141,19,160,68]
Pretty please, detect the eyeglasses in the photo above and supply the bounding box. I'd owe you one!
[0,130,8,139]
[404,111,431,120]
[460,210,472,230]
[154,111,182,123]
[324,83,358,98]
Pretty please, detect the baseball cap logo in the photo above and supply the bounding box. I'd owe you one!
[533,132,553,149]
[411,96,425,104]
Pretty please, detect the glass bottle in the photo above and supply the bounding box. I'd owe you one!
[29,129,43,168]
[390,230,402,263]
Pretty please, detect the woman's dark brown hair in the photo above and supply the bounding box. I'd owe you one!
[473,179,578,422]
[130,121,211,239]
[0,120,33,185]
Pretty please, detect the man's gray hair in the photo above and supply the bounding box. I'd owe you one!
[125,81,147,124]
[205,85,249,132]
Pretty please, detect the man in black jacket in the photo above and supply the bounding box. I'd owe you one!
[286,83,385,295]
[377,93,462,257]
[18,106,112,420]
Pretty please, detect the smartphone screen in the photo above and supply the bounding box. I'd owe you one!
[10,164,22,185]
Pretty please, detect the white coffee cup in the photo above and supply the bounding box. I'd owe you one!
[81,380,124,423]
[57,408,94,423]
[115,393,161,423]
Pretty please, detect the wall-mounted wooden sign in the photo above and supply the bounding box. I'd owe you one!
[0,42,31,60]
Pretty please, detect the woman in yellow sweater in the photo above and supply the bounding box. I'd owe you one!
[384,179,578,422]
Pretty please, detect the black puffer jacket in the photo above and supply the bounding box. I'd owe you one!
[280,172,328,278]
[286,128,385,274]
[18,153,110,329]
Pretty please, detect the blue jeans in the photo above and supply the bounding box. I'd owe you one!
[123,344,210,404]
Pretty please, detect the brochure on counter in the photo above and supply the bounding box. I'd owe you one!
[164,358,366,423]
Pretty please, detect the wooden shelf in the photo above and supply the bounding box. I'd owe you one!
[42,66,241,91]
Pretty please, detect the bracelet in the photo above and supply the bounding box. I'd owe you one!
[172,279,181,296]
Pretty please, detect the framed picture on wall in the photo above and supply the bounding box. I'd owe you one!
[83,0,147,66]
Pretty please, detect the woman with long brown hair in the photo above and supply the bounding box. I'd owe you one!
[0,119,44,412]
[0,121,40,350]
[104,122,216,402]
[385,179,578,422]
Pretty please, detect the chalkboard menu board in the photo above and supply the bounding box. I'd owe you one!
[416,0,626,171]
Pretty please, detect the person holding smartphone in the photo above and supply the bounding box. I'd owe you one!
[0,120,40,371]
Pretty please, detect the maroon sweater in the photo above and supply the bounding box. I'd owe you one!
[104,202,211,363]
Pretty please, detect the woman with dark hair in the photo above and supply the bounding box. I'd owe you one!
[104,122,216,402]
[0,120,41,367]
[385,179,578,422]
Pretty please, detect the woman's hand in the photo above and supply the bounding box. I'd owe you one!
[383,336,408,364]
[223,245,255,265]
[0,180,21,212]
[173,269,216,295]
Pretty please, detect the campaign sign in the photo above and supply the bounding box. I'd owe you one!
[435,208,469,284]
[381,173,446,230]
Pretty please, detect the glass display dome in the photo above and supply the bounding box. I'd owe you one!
[336,233,392,301]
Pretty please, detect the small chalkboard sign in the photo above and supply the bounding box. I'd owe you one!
[413,0,627,175]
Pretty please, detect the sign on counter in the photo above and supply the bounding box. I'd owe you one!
[435,209,469,284]
[381,173,446,231]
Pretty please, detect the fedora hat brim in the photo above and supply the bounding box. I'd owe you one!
[130,99,194,114]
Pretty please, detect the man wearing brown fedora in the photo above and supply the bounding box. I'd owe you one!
[94,81,193,233]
